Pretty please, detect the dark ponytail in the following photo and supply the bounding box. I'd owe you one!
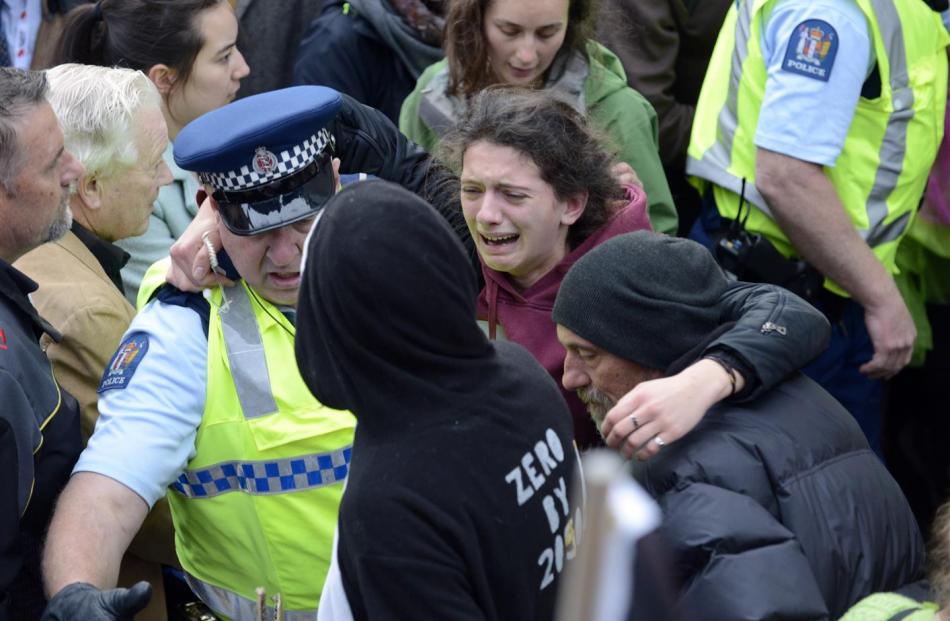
[55,0,223,88]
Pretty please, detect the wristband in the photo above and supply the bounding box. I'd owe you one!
[704,355,737,396]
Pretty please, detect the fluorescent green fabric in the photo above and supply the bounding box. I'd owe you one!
[839,592,938,621]
[688,0,948,296]
[169,282,355,615]
[136,257,172,311]
[137,267,356,616]
[399,41,678,234]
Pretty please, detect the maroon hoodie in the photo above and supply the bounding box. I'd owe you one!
[476,185,651,448]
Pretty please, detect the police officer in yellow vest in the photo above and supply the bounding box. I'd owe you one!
[687,0,949,455]
[41,86,356,621]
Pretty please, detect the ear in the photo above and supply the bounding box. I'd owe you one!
[560,192,588,226]
[76,174,103,211]
[147,63,179,95]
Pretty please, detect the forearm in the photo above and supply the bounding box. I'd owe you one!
[756,149,899,309]
[711,281,830,397]
[43,472,148,596]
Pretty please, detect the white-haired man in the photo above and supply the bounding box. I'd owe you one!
[14,63,174,621]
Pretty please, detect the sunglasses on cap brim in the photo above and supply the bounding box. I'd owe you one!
[212,151,337,236]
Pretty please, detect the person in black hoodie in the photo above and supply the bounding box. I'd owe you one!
[295,179,580,620]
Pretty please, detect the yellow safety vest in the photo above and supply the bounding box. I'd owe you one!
[688,0,948,294]
[839,592,937,621]
[139,267,356,620]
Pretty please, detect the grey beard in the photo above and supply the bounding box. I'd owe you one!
[44,197,72,244]
[577,386,616,437]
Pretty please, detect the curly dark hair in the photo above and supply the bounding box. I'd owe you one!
[443,0,599,96]
[438,87,624,247]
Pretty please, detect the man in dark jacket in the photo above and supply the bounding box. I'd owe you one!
[293,0,444,123]
[0,67,84,621]
[553,231,925,620]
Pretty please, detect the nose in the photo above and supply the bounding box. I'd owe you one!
[265,225,302,267]
[60,149,84,186]
[561,351,590,392]
[475,191,504,226]
[233,47,251,80]
[514,43,538,67]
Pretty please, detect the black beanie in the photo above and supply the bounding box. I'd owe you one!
[552,231,728,371]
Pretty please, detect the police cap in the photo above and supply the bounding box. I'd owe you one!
[174,86,341,236]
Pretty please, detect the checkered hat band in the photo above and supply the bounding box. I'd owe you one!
[199,129,334,192]
[170,445,352,499]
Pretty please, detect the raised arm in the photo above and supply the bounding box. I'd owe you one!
[601,282,830,460]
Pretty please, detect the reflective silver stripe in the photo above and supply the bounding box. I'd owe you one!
[687,0,915,247]
[706,0,756,173]
[219,286,278,419]
[185,572,318,621]
[686,0,770,212]
[865,0,912,246]
[686,155,770,211]
[171,445,352,498]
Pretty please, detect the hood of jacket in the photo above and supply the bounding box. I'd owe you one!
[296,179,502,437]
[583,40,634,107]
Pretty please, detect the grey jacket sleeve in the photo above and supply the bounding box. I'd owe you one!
[704,282,831,401]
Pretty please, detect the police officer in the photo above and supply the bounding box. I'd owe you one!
[41,86,359,620]
[687,0,949,454]
[0,67,84,621]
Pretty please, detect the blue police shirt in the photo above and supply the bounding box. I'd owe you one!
[755,0,874,167]
[74,297,208,507]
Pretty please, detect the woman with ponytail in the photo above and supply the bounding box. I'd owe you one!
[56,0,250,302]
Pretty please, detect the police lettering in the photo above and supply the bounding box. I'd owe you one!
[785,58,827,78]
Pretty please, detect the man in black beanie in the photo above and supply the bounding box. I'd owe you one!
[552,230,925,620]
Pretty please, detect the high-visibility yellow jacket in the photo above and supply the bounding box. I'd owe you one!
[140,270,356,620]
[688,0,948,293]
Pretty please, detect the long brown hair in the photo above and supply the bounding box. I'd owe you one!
[443,0,599,96]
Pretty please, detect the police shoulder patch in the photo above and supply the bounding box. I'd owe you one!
[782,19,838,82]
[98,332,150,393]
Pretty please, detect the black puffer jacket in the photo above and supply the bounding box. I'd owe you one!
[634,368,924,620]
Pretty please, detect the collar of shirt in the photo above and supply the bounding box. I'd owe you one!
[71,222,131,295]
[0,257,62,342]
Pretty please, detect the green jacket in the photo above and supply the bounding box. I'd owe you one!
[399,41,678,235]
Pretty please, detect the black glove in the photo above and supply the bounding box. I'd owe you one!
[41,581,152,621]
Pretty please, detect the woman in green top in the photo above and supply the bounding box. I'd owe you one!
[399,0,678,234]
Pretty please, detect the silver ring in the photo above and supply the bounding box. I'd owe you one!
[653,435,666,448]
[629,415,640,431]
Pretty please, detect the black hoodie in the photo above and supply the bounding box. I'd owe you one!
[296,180,580,620]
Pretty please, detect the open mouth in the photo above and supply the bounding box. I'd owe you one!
[269,271,300,286]
[480,233,519,246]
